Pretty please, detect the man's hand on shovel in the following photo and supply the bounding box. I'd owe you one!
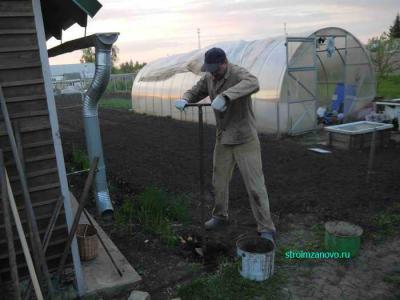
[175,99,188,111]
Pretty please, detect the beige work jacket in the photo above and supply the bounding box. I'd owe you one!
[183,63,260,145]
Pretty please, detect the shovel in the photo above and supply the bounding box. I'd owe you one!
[185,103,211,255]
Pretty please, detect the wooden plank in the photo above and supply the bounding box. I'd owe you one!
[48,33,118,57]
[48,34,98,57]
[4,100,48,116]
[0,124,51,137]
[12,182,60,197]
[0,223,67,246]
[5,94,46,103]
[0,35,37,50]
[1,83,45,98]
[5,153,56,166]
[3,140,53,152]
[0,110,48,121]
[0,211,65,231]
[24,153,56,164]
[0,227,68,250]
[0,236,67,260]
[0,62,41,71]
[0,248,68,269]
[0,67,43,83]
[0,199,64,223]
[3,169,44,299]
[1,78,43,87]
[0,12,34,17]
[0,29,36,35]
[0,46,38,53]
[0,150,21,300]
[9,167,58,182]
[0,197,58,213]
[0,228,67,251]
[6,145,54,163]
[0,253,66,274]
[12,170,60,189]
[0,51,40,70]
[0,16,35,30]
[0,2,33,14]
[0,110,49,121]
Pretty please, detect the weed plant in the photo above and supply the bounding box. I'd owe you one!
[70,148,90,171]
[177,260,286,300]
[114,187,189,246]
[371,203,400,238]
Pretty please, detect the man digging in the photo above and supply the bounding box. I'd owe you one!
[175,47,276,242]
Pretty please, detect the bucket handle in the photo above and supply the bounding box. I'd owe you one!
[83,224,89,238]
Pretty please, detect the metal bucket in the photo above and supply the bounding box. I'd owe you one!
[236,236,275,281]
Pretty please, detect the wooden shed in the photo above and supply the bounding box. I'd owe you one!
[0,0,102,296]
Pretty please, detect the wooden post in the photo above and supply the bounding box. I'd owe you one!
[4,168,43,300]
[23,197,64,300]
[366,129,377,183]
[13,120,45,292]
[57,157,99,277]
[0,150,21,299]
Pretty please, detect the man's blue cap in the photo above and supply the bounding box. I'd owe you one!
[201,47,227,73]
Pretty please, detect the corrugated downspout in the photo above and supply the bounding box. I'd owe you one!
[83,33,119,215]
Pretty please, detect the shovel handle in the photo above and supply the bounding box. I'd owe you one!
[186,103,211,107]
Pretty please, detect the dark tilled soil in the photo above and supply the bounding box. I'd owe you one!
[58,105,400,299]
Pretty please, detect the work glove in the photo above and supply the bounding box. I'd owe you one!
[175,99,188,111]
[211,94,227,112]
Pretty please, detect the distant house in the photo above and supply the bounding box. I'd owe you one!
[50,63,95,81]
[50,63,95,94]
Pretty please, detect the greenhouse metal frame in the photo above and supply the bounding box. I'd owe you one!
[132,27,376,136]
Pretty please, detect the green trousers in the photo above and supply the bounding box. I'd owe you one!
[212,136,276,233]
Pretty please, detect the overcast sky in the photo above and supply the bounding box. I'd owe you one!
[47,0,399,66]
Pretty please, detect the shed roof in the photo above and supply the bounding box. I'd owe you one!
[41,0,102,40]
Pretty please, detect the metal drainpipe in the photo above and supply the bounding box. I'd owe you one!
[82,33,119,215]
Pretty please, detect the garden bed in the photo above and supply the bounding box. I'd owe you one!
[58,105,400,299]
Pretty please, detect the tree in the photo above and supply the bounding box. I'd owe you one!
[80,47,95,63]
[366,32,400,79]
[111,45,119,67]
[116,60,146,74]
[80,45,119,67]
[389,13,400,38]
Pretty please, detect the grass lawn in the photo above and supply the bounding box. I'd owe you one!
[377,75,400,99]
[99,97,132,110]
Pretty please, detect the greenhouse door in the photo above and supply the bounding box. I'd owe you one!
[286,37,317,135]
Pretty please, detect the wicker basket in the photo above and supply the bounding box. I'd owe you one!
[76,224,98,261]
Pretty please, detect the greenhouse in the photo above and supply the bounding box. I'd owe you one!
[131,27,376,135]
